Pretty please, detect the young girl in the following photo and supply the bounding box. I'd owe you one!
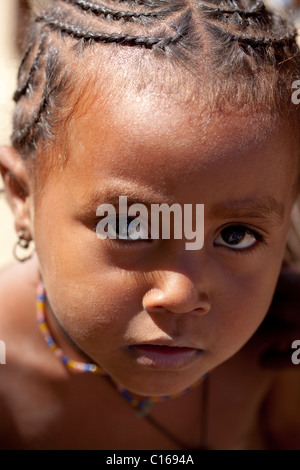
[0,0,300,450]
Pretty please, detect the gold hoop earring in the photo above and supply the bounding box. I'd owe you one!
[13,230,34,263]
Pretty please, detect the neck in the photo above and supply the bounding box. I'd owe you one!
[44,295,96,366]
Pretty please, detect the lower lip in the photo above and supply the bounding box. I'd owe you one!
[128,345,202,370]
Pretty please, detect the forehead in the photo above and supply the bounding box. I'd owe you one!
[39,84,299,205]
[70,87,296,157]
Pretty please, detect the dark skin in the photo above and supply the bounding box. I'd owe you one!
[0,258,299,449]
[0,87,300,449]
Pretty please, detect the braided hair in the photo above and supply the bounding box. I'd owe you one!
[12,0,300,158]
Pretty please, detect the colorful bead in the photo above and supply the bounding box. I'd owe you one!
[36,286,105,376]
[36,283,206,417]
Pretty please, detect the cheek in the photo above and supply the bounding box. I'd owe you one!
[33,203,144,343]
[209,269,279,360]
[42,266,144,347]
[205,220,292,360]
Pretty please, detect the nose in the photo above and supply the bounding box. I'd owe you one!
[142,270,211,316]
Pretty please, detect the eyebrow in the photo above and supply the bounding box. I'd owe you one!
[82,184,285,225]
[81,184,172,209]
[209,197,285,225]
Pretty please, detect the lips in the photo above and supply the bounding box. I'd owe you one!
[127,344,202,370]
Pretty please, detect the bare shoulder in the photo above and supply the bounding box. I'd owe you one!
[0,254,40,294]
[0,255,46,375]
[260,368,300,449]
[243,267,300,449]
[0,257,38,362]
[0,256,42,441]
[0,256,40,330]
[245,267,300,369]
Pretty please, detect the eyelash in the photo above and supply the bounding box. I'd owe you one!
[213,225,265,254]
[94,217,266,254]
[95,216,151,244]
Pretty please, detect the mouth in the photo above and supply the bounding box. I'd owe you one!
[127,344,203,370]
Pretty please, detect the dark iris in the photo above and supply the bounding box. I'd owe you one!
[221,226,252,245]
[114,216,150,240]
[115,217,132,238]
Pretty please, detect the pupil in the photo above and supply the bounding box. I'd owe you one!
[222,227,245,245]
[116,217,136,238]
[116,218,129,238]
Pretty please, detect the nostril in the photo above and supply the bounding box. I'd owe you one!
[142,288,211,315]
[142,269,212,315]
[194,305,210,316]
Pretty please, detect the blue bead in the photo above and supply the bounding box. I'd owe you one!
[121,389,133,403]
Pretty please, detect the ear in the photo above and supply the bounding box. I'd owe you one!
[0,146,33,241]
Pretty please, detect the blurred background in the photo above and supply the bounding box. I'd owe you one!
[0,0,20,270]
[0,0,300,270]
[0,0,50,269]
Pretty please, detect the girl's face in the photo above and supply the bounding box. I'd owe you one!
[32,88,299,396]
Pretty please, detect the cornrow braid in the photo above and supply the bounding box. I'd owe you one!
[17,37,37,81]
[200,0,261,8]
[59,0,186,22]
[235,30,297,48]
[11,0,300,162]
[10,0,300,269]
[12,90,49,150]
[205,21,297,49]
[14,32,48,103]
[110,0,174,7]
[11,41,65,151]
[198,0,265,15]
[198,5,270,33]
[196,0,299,72]
[35,8,193,50]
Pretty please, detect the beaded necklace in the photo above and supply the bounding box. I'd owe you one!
[36,283,210,447]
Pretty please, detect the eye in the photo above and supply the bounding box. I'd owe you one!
[214,225,262,250]
[96,215,150,241]
[115,216,149,240]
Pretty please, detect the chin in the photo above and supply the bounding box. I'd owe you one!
[111,370,207,398]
